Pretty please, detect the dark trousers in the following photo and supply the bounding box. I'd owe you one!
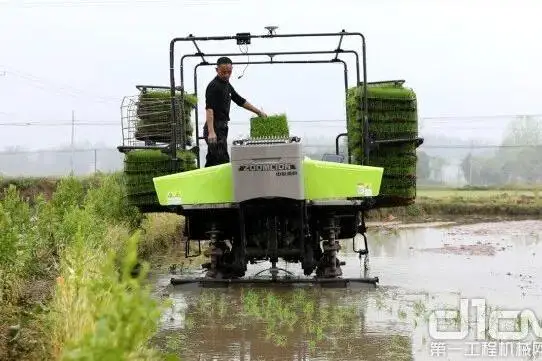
[203,123,229,167]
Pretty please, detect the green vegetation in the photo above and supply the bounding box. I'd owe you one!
[414,187,542,217]
[367,186,542,221]
[417,187,540,199]
[135,88,197,146]
[0,173,180,361]
[346,81,419,207]
[123,149,197,209]
[250,113,289,138]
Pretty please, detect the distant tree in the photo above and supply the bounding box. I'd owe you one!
[416,150,431,180]
[430,156,448,183]
[497,115,542,183]
[461,153,472,184]
[501,115,542,147]
[459,116,542,186]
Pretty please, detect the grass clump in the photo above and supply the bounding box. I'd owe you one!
[346,80,419,207]
[49,230,163,361]
[0,173,176,361]
[135,88,198,146]
[250,113,289,138]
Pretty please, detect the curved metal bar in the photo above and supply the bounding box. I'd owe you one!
[252,267,295,278]
[168,31,368,164]
[192,58,349,168]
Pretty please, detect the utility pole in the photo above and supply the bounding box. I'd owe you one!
[71,110,75,174]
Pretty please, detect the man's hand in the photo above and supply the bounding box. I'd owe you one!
[243,101,267,118]
[208,130,217,143]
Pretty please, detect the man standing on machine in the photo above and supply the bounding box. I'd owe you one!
[203,56,267,167]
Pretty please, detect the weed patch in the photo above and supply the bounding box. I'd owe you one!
[0,173,177,361]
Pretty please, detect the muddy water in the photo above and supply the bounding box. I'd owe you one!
[151,220,542,360]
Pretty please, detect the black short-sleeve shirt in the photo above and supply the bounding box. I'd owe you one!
[205,76,246,127]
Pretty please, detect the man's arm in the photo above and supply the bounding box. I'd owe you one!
[231,85,267,117]
[205,83,218,140]
[205,108,214,134]
[242,101,266,117]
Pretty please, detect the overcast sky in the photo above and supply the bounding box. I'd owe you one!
[0,0,541,151]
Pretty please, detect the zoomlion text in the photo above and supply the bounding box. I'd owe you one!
[238,163,298,176]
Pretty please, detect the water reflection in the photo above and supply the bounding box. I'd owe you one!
[155,287,413,361]
[151,220,542,360]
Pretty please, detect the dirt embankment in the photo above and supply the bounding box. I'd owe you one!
[0,178,58,202]
[0,176,105,204]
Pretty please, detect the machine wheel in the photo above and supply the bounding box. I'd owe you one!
[302,243,316,276]
[302,233,321,276]
[315,217,343,278]
[203,229,246,279]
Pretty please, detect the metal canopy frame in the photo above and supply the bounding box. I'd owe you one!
[167,29,369,168]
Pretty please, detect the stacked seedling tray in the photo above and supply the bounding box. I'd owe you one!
[346,80,419,207]
[123,86,198,211]
[124,149,197,210]
[135,89,197,146]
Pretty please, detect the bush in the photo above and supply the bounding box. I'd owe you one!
[0,173,173,361]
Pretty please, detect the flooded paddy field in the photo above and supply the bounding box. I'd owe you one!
[150,219,542,360]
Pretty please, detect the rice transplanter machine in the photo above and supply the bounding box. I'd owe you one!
[118,28,422,287]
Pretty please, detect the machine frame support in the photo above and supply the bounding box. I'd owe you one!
[168,30,371,168]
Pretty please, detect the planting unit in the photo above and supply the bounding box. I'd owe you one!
[117,29,424,287]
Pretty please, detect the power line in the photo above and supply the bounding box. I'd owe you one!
[0,122,118,126]
[1,112,541,127]
[1,116,541,127]
[0,119,348,126]
[1,144,541,155]
[418,145,542,149]
[0,68,118,105]
[421,114,542,120]
[1,0,239,7]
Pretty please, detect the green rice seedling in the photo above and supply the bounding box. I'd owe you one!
[368,121,418,139]
[135,89,197,145]
[368,154,418,176]
[124,149,196,174]
[346,80,419,207]
[250,113,289,138]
